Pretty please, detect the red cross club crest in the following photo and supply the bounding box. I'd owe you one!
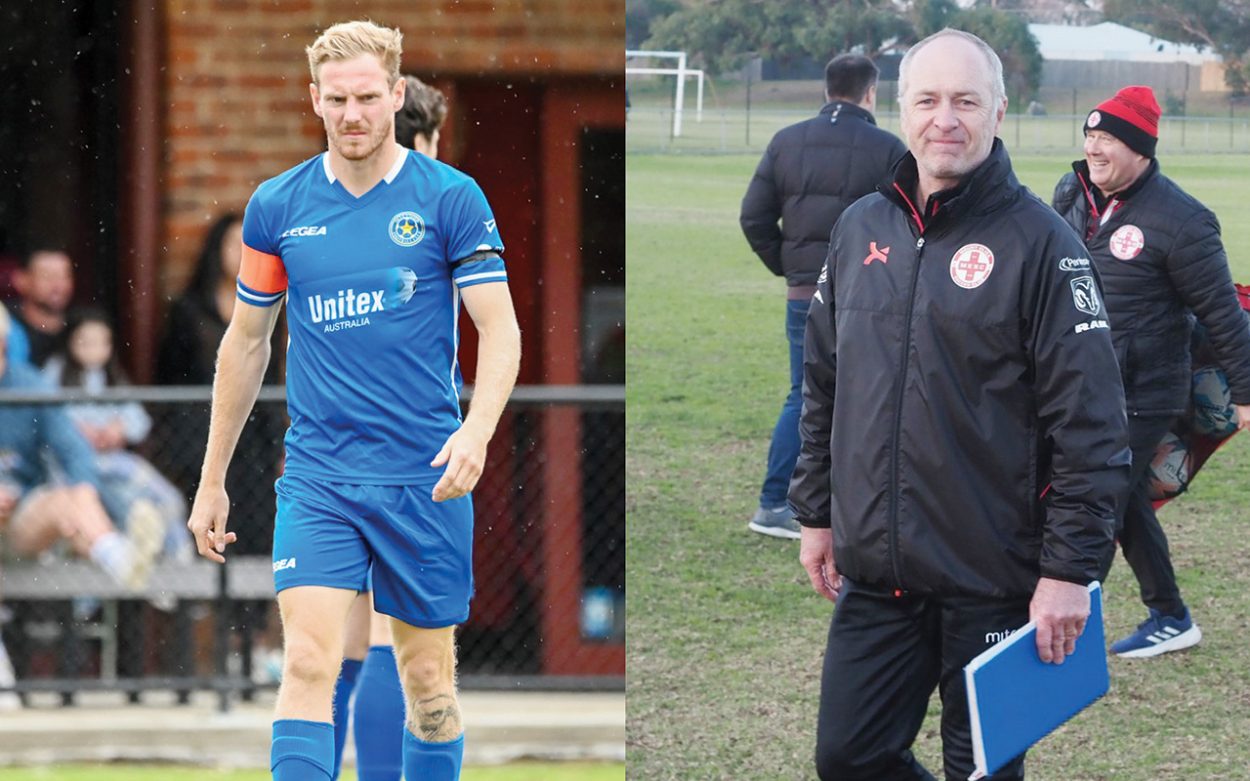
[1109,224,1145,260]
[949,243,995,289]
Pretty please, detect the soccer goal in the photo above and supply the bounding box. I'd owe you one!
[625,50,705,137]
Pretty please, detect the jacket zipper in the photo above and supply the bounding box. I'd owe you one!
[887,233,925,590]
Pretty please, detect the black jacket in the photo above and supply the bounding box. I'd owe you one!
[1052,160,1250,415]
[739,102,906,286]
[790,141,1131,598]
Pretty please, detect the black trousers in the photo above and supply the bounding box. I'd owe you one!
[815,580,1029,781]
[1117,414,1185,616]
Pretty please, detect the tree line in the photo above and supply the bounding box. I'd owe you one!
[627,0,1250,100]
[629,0,1042,99]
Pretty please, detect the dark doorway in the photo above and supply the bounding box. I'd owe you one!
[579,128,625,640]
[0,2,121,308]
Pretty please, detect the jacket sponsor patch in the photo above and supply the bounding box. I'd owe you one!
[1058,256,1090,271]
[949,243,994,289]
[1109,224,1144,260]
[1070,275,1102,316]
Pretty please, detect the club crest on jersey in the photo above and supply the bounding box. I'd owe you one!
[1109,224,1144,260]
[388,211,426,247]
[1070,275,1102,316]
[949,243,994,289]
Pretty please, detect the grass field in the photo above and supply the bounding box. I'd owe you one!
[626,150,1250,780]
[0,762,623,780]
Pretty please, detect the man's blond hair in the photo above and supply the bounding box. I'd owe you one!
[306,20,403,86]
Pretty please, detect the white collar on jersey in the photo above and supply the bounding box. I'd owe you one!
[320,146,408,185]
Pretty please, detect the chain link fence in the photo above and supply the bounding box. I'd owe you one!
[0,385,624,709]
[627,78,1250,156]
[627,105,1250,156]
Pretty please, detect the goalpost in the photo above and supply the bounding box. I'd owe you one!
[625,50,705,137]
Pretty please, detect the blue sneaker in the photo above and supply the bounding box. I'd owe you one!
[1110,608,1202,658]
[748,506,801,540]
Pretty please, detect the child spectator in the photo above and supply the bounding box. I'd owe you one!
[0,306,162,587]
[43,308,191,560]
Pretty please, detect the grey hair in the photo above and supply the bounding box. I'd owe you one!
[898,28,1006,106]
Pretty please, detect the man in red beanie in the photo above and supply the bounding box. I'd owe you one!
[1053,85,1250,658]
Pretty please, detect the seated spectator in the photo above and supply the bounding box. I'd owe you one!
[155,212,284,558]
[155,212,286,681]
[43,308,192,560]
[5,248,75,367]
[0,306,162,588]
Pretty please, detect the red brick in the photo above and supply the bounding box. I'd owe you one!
[160,0,620,281]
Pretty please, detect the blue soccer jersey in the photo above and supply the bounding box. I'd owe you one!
[237,149,506,484]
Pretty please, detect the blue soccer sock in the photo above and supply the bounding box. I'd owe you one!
[330,657,363,780]
[354,645,407,781]
[272,719,335,781]
[403,729,465,781]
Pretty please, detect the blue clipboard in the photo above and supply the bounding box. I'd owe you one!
[964,581,1108,779]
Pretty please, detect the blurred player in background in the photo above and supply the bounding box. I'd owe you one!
[187,20,520,781]
[329,73,451,781]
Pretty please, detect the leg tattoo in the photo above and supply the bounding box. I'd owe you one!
[413,693,462,742]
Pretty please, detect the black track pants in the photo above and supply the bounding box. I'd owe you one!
[815,580,1030,781]
[1118,414,1184,616]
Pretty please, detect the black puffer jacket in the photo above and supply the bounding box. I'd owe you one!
[739,102,905,286]
[790,141,1131,598]
[1052,160,1250,415]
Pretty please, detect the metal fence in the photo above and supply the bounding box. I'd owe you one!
[0,385,624,709]
[626,105,1250,156]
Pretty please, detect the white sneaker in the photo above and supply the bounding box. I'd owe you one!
[123,499,166,590]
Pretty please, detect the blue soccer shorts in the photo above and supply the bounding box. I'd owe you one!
[272,474,474,628]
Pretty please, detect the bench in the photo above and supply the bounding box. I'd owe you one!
[0,555,275,706]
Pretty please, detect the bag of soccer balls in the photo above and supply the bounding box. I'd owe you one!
[1147,284,1250,505]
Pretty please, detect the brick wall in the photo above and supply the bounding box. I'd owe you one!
[161,0,623,295]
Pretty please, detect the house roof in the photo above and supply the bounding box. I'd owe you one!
[1028,22,1221,64]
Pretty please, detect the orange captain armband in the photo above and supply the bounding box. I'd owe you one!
[236,244,288,307]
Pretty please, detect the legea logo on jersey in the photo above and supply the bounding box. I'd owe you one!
[308,267,419,334]
[389,211,426,247]
[280,225,328,238]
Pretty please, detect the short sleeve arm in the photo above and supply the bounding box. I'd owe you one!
[445,179,507,289]
[237,191,288,307]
